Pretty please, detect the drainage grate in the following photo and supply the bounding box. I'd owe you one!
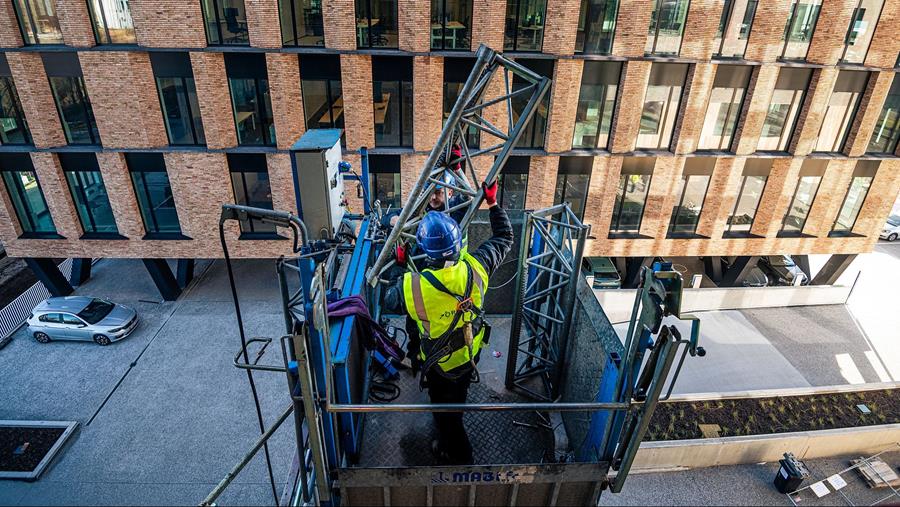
[0,420,78,481]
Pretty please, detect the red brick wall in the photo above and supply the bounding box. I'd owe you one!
[791,68,840,156]
[324,0,356,50]
[246,0,282,48]
[267,53,305,149]
[471,0,506,49]
[0,2,24,47]
[611,0,652,58]
[674,63,716,154]
[744,2,795,62]
[79,51,168,149]
[733,65,779,155]
[844,70,895,157]
[806,0,857,65]
[525,156,559,210]
[57,0,96,47]
[543,0,581,55]
[399,0,430,52]
[680,0,724,60]
[7,53,67,148]
[130,0,206,47]
[341,54,375,150]
[545,59,583,152]
[864,2,900,68]
[190,52,237,149]
[609,61,652,153]
[413,56,443,152]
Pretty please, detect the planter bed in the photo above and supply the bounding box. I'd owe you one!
[646,387,900,441]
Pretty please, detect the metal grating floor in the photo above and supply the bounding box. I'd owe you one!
[354,318,556,467]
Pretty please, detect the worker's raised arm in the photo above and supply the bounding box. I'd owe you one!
[471,182,513,277]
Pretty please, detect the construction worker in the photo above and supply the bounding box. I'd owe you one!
[384,180,513,465]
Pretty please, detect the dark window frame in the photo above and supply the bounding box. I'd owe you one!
[838,0,884,64]
[227,153,281,239]
[356,0,399,48]
[724,171,769,237]
[201,0,250,46]
[867,75,900,154]
[572,61,622,150]
[667,169,712,238]
[504,0,547,53]
[758,67,813,153]
[609,161,653,237]
[12,0,64,45]
[225,53,275,147]
[554,157,593,220]
[646,0,691,56]
[779,0,822,61]
[279,0,324,47]
[713,0,758,59]
[830,161,878,237]
[86,0,137,45]
[0,163,59,238]
[372,56,413,148]
[498,156,529,210]
[60,154,121,239]
[45,56,101,147]
[126,153,187,240]
[0,73,33,146]
[779,174,823,236]
[575,0,619,55]
[431,0,472,51]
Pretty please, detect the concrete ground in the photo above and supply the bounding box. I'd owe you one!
[601,449,900,506]
[0,258,297,506]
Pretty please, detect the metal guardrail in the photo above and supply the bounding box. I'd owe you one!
[0,258,74,340]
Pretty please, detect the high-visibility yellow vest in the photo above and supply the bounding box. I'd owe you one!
[402,252,489,372]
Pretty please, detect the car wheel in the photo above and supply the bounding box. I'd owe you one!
[93,334,111,346]
[34,332,51,344]
[889,233,898,242]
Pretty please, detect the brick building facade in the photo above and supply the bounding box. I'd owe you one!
[0,0,899,276]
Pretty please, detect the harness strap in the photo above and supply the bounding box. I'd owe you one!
[409,274,431,337]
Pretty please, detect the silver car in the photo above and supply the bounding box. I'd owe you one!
[27,297,139,346]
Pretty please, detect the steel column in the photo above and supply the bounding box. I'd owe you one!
[25,258,73,297]
[141,258,181,301]
[70,258,91,287]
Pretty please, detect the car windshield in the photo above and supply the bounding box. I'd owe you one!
[77,299,115,324]
[887,216,900,227]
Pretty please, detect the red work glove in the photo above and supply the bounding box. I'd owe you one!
[395,244,407,266]
[450,145,462,171]
[483,180,498,207]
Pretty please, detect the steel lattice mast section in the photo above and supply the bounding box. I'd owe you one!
[365,43,551,286]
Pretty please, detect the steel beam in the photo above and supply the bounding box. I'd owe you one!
[176,258,195,288]
[721,256,759,287]
[702,256,722,285]
[811,254,857,285]
[25,258,73,297]
[142,258,181,301]
[70,258,91,287]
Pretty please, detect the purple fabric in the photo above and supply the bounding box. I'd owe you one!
[328,295,404,361]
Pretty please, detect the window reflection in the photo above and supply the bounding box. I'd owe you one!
[646,0,690,56]
[637,63,688,150]
[668,159,713,236]
[368,154,402,210]
[815,71,868,153]
[49,76,100,146]
[280,0,324,47]
[758,67,811,152]
[226,53,275,146]
[867,75,900,154]
[832,161,878,236]
[202,0,249,45]
[573,61,621,150]
[554,157,592,220]
[356,0,398,48]
[781,0,822,60]
[0,165,57,236]
[505,0,547,52]
[610,157,654,235]
[725,160,770,236]
[62,155,118,236]
[781,161,824,236]
[576,0,618,55]
[13,0,63,45]
[432,0,472,50]
[840,0,883,64]
[87,0,136,44]
[713,0,757,58]
[698,65,752,151]
[0,75,31,145]
[373,57,413,147]
[127,153,183,238]
[499,157,529,210]
[228,154,277,236]
[512,59,553,149]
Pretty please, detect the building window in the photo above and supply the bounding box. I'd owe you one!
[151,52,206,146]
[576,0,618,55]
[499,156,529,210]
[431,0,472,50]
[512,59,553,150]
[815,70,868,153]
[554,157,592,220]
[646,0,690,56]
[0,56,31,146]
[87,0,136,44]
[610,157,653,236]
[504,0,546,52]
[280,0,324,47]
[831,160,877,236]
[780,159,824,236]
[867,75,900,154]
[724,159,770,237]
[840,0,883,64]
[0,154,56,237]
[301,55,344,146]
[60,153,119,238]
[225,53,275,147]
[668,158,713,237]
[126,153,184,239]
[637,63,688,151]
[202,0,249,45]
[367,154,401,210]
[12,0,63,45]
[781,0,821,61]
[228,153,277,237]
[355,0,398,48]
[444,57,479,148]
[572,61,621,150]
[373,56,412,148]
[698,65,752,151]
[44,53,100,146]
[758,67,812,152]
[713,0,758,59]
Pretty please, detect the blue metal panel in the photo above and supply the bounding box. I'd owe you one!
[290,129,343,151]
[579,353,621,462]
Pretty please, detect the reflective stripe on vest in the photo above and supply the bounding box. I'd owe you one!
[402,252,489,372]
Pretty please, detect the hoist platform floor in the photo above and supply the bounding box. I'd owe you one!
[354,318,557,467]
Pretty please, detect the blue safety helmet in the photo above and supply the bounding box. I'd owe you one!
[416,211,462,261]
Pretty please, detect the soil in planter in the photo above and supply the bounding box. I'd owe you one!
[0,426,66,473]
[646,388,900,441]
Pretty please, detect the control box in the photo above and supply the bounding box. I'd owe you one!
[290,129,346,240]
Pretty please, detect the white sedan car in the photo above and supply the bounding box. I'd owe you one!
[881,215,900,242]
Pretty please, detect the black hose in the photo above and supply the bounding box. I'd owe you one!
[218,221,279,505]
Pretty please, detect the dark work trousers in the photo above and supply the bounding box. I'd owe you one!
[425,368,474,465]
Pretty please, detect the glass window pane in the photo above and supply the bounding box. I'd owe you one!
[230,78,275,146]
[1,170,56,235]
[554,173,590,219]
[611,172,651,234]
[646,0,690,56]
[65,170,118,235]
[157,77,205,146]
[280,0,324,47]
[512,82,550,149]
[88,0,136,44]
[432,0,472,50]
[758,67,811,151]
[203,0,249,45]
[444,82,480,148]
[727,174,767,233]
[781,175,821,234]
[637,63,687,150]
[130,171,182,236]
[573,61,621,150]
[370,172,401,209]
[782,0,822,60]
[714,0,758,58]
[13,0,63,44]
[230,171,276,234]
[815,71,868,153]
[833,175,873,234]
[499,172,528,209]
[842,0,882,64]
[374,80,412,147]
[698,66,751,151]
[576,0,618,55]
[356,0,398,48]
[49,76,100,145]
[0,77,31,145]
[504,0,546,52]
[669,174,710,235]
[867,76,900,154]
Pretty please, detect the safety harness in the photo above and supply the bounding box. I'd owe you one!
[417,259,488,387]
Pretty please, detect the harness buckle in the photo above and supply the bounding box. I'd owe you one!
[456,297,474,313]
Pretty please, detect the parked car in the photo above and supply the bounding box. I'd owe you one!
[582,256,622,289]
[26,297,138,345]
[757,255,809,286]
[880,215,900,241]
